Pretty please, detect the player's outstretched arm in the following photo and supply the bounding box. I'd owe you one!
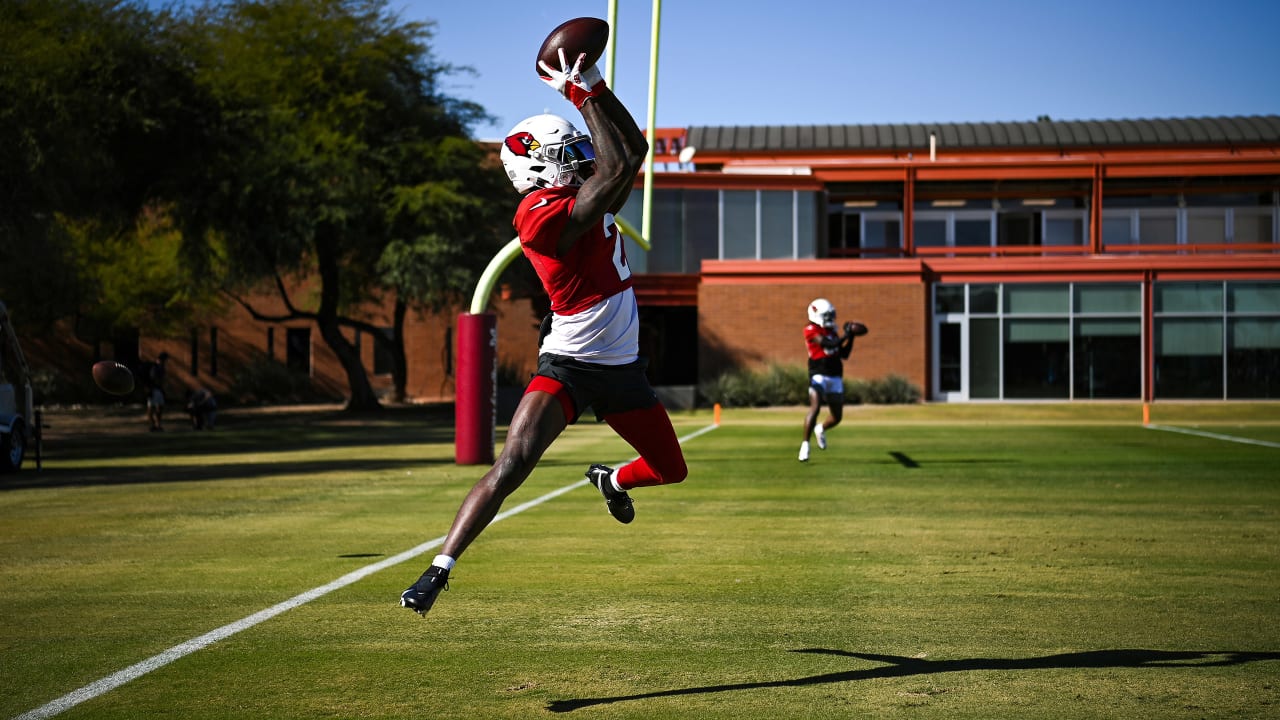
[539,50,647,254]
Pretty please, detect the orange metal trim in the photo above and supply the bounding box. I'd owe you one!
[700,259,927,285]
[690,146,1280,169]
[638,173,822,191]
[814,168,911,182]
[915,165,1095,181]
[700,254,1280,286]
[1104,161,1280,177]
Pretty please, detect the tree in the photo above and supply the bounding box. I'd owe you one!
[180,0,507,409]
[0,0,221,333]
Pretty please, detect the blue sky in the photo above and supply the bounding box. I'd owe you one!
[395,0,1280,141]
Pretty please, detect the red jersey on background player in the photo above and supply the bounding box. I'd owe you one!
[401,45,688,617]
[800,298,861,462]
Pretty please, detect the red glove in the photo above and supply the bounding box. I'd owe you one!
[537,48,605,108]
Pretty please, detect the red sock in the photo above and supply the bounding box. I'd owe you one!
[604,403,688,489]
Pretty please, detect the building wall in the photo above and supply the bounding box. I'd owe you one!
[23,285,545,407]
[697,277,928,391]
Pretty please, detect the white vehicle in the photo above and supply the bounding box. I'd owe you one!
[0,301,38,472]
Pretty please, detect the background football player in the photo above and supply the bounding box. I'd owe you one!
[800,298,859,462]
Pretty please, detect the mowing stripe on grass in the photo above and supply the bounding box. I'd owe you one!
[1146,423,1280,449]
[13,422,720,720]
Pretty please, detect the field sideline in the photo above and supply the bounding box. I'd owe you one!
[2,402,1278,719]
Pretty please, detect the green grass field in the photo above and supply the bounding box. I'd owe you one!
[2,402,1279,719]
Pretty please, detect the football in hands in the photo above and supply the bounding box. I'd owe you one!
[92,361,135,395]
[845,322,869,337]
[536,17,609,77]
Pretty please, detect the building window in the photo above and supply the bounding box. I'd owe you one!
[932,282,1143,401]
[189,328,199,376]
[286,327,311,375]
[623,188,817,266]
[1154,281,1280,399]
[914,209,996,254]
[373,327,394,376]
[209,327,218,377]
[721,190,757,259]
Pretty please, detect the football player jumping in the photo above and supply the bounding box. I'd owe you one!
[800,298,859,462]
[400,49,688,616]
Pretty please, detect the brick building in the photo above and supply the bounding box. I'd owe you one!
[35,115,1280,406]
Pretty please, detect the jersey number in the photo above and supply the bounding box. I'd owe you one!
[605,214,631,281]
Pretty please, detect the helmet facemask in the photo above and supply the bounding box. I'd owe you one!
[501,114,597,193]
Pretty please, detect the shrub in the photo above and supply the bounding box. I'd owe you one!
[700,365,921,407]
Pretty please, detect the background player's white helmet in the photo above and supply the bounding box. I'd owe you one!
[808,298,836,327]
[499,114,596,193]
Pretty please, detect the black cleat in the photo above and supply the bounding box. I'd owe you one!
[400,565,449,616]
[586,464,634,524]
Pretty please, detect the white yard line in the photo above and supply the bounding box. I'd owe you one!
[1145,423,1280,449]
[14,422,720,720]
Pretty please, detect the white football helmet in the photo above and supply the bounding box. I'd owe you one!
[499,114,597,193]
[808,298,836,327]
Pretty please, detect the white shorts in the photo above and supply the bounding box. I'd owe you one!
[809,374,844,397]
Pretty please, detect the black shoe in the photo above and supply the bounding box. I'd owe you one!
[586,464,634,524]
[400,565,449,616]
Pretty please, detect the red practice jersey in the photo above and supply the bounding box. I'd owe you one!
[515,186,639,364]
[804,322,845,376]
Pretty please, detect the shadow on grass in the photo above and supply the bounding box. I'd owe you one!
[5,403,473,489]
[0,457,454,490]
[546,648,1280,712]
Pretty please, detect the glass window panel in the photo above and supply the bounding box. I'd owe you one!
[999,212,1037,246]
[970,318,1000,398]
[939,323,961,393]
[915,218,947,247]
[722,190,756,259]
[1004,319,1069,399]
[796,191,817,258]
[1158,318,1223,356]
[1231,318,1280,349]
[955,217,991,247]
[1232,209,1273,244]
[1228,321,1280,398]
[935,285,965,314]
[865,215,902,251]
[1044,215,1085,246]
[648,189,685,272]
[760,191,794,259]
[1006,284,1069,314]
[1187,211,1226,244]
[1156,318,1223,399]
[1228,282,1280,313]
[1074,319,1141,399]
[1007,319,1069,342]
[1075,284,1141,314]
[1155,282,1223,313]
[684,190,719,272]
[1102,215,1132,245]
[970,284,999,313]
[1077,319,1141,336]
[1138,213,1177,244]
